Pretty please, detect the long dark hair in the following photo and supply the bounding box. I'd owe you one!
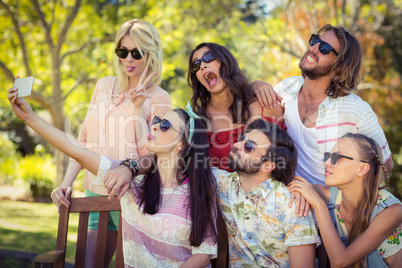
[317,24,362,98]
[137,108,218,247]
[188,42,253,124]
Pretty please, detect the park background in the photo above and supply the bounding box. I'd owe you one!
[0,0,401,266]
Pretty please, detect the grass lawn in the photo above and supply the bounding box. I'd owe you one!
[0,200,116,266]
[0,200,78,264]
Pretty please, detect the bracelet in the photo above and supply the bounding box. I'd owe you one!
[119,158,140,177]
[120,159,134,177]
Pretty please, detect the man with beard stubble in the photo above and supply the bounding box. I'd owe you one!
[252,24,393,185]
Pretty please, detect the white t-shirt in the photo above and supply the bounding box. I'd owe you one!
[284,95,325,184]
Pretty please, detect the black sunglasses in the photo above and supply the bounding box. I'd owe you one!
[152,116,181,134]
[324,152,368,165]
[191,51,215,73]
[115,48,143,60]
[309,34,339,56]
[239,133,265,156]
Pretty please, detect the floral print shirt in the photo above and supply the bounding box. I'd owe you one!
[212,167,321,267]
[333,188,402,258]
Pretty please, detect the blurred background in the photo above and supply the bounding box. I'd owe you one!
[0,0,401,265]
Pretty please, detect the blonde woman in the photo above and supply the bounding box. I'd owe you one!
[289,133,402,267]
[51,19,171,267]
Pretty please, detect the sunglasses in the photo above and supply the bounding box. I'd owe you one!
[324,152,368,165]
[115,48,143,60]
[191,51,215,73]
[152,116,181,134]
[309,34,339,56]
[239,133,265,156]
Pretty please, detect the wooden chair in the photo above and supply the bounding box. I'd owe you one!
[33,196,123,268]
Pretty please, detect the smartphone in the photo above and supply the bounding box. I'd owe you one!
[14,76,34,97]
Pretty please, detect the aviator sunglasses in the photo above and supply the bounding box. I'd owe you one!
[324,152,368,165]
[239,133,265,156]
[191,51,215,73]
[309,34,339,56]
[115,48,143,60]
[152,116,182,134]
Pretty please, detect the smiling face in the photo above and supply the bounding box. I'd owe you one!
[118,35,147,78]
[324,138,367,187]
[192,46,227,95]
[299,30,341,80]
[145,111,184,155]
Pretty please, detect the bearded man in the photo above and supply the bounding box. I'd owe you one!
[252,24,393,184]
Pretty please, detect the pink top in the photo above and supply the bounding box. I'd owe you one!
[98,156,217,267]
[74,76,172,194]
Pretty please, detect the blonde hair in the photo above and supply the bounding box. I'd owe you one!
[114,19,163,92]
[341,133,389,267]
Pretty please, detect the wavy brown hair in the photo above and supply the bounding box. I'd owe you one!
[341,133,389,267]
[317,24,362,98]
[187,43,253,124]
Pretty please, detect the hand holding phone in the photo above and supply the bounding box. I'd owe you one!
[14,76,34,97]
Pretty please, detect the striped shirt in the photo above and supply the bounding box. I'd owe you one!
[275,76,391,184]
[98,156,217,267]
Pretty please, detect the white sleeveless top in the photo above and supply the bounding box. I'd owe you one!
[284,95,325,184]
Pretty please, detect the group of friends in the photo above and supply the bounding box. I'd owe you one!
[7,19,402,267]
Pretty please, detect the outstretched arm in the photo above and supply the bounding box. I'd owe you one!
[8,87,100,175]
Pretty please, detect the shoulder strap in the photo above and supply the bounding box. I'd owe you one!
[327,187,339,225]
[370,197,401,221]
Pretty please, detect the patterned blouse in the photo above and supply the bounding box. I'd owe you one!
[333,189,402,259]
[98,156,217,267]
[212,167,321,267]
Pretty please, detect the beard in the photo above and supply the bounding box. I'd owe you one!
[227,148,262,175]
[299,53,332,80]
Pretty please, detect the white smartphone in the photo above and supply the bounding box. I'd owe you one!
[14,76,34,97]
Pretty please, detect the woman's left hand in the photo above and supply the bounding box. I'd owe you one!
[130,68,155,108]
[288,176,324,209]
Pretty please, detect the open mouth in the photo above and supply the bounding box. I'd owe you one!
[204,72,218,87]
[305,54,317,64]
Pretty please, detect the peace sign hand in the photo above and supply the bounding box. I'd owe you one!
[130,67,155,108]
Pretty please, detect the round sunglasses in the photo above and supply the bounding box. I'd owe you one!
[152,116,182,134]
[239,133,265,157]
[324,152,368,165]
[309,34,339,56]
[191,51,215,73]
[115,48,143,60]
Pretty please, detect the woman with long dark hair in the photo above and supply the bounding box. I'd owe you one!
[289,133,402,267]
[8,88,218,267]
[188,43,285,172]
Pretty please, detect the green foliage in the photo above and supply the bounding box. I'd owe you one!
[0,132,20,184]
[19,151,56,199]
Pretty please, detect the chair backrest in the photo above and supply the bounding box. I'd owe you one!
[34,196,123,268]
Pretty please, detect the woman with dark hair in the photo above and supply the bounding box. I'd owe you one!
[289,133,402,267]
[8,88,218,267]
[188,42,285,172]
